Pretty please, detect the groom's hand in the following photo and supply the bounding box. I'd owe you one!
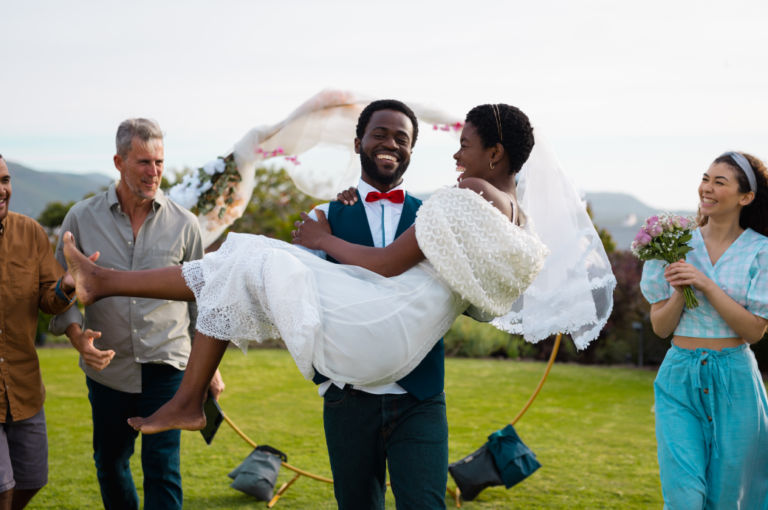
[292,210,332,250]
[336,187,358,205]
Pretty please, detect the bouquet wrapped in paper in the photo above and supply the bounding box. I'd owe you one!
[631,213,700,309]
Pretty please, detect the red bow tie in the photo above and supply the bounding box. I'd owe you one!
[365,190,405,204]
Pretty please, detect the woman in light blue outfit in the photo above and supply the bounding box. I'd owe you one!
[641,151,768,510]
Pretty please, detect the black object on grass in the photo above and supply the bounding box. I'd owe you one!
[228,445,289,501]
[448,424,541,501]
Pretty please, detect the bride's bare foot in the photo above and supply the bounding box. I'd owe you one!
[127,397,206,434]
[62,231,103,306]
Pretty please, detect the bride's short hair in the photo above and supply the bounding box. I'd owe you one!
[465,104,534,175]
[356,99,419,148]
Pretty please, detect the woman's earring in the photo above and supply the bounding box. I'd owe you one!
[490,161,495,170]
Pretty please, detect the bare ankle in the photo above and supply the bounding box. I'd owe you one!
[172,391,205,411]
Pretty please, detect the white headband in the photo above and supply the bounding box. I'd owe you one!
[721,151,757,193]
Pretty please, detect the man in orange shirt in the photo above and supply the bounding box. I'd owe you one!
[0,154,84,510]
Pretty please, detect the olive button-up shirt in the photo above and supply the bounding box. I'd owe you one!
[49,183,203,393]
[0,212,76,422]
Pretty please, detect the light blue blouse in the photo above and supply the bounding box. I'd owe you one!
[640,228,768,338]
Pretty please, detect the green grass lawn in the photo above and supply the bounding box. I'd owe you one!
[31,348,664,509]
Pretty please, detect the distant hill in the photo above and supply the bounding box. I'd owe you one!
[584,192,695,227]
[585,192,696,250]
[5,161,113,219]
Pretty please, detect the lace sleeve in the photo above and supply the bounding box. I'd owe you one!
[414,187,549,317]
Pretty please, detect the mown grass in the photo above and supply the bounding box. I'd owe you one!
[32,347,665,509]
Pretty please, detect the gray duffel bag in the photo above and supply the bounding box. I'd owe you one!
[228,445,287,501]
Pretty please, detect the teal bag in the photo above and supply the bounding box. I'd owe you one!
[486,424,541,488]
[448,424,540,501]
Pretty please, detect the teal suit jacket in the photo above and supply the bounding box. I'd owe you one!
[311,191,445,401]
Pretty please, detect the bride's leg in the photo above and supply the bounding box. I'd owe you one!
[127,332,229,434]
[62,232,195,305]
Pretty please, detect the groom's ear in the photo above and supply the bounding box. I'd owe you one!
[354,137,361,154]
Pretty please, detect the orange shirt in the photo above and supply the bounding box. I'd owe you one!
[0,212,75,422]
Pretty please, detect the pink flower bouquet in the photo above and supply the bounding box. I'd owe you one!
[631,212,699,309]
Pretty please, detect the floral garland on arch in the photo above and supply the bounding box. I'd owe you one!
[167,148,299,231]
[168,157,240,218]
[433,122,464,132]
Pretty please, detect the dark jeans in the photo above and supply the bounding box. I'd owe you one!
[323,385,448,510]
[86,363,184,510]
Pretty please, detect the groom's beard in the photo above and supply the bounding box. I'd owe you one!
[360,151,410,186]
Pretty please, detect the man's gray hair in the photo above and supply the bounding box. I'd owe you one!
[116,118,163,158]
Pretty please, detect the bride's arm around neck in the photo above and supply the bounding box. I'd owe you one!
[292,181,513,278]
[292,210,425,278]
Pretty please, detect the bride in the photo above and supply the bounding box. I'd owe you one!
[62,104,614,434]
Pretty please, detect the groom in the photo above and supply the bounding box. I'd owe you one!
[301,100,448,510]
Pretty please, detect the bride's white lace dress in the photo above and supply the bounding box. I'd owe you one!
[181,187,549,386]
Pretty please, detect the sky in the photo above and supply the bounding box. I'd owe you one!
[2,0,767,211]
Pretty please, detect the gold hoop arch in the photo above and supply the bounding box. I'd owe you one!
[223,333,563,508]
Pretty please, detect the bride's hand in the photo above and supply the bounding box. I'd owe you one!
[336,187,358,205]
[292,210,332,250]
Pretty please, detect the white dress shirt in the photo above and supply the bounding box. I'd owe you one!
[303,178,409,396]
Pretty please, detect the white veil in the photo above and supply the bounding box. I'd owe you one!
[176,89,614,349]
[491,129,616,349]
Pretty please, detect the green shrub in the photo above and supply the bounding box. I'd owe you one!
[444,315,535,359]
[227,167,324,243]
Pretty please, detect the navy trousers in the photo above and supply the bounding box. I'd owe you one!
[323,385,449,510]
[86,363,184,510]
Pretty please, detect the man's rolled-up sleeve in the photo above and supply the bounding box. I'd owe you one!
[49,212,84,334]
[37,222,75,315]
[49,301,84,336]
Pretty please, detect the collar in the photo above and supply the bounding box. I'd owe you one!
[109,180,166,212]
[0,217,4,236]
[358,178,406,201]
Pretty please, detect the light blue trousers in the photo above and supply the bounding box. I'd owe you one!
[654,343,768,510]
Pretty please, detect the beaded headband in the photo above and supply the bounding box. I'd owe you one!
[492,104,503,142]
[721,151,757,193]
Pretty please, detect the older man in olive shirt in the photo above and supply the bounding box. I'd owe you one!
[50,119,223,510]
[0,154,80,510]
